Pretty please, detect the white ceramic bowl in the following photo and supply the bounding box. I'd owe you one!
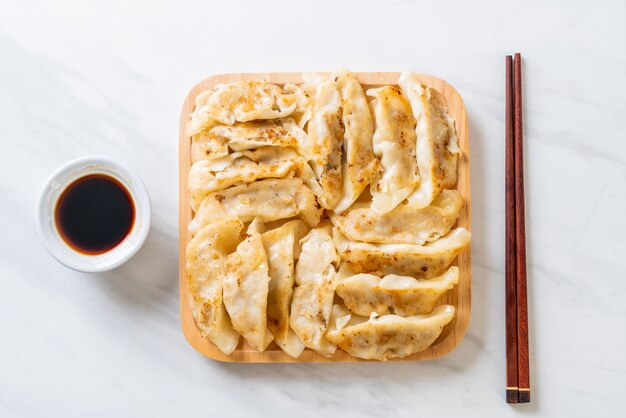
[36,156,151,272]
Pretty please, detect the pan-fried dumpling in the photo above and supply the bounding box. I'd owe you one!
[223,219,273,351]
[189,178,323,234]
[216,119,309,153]
[326,304,455,360]
[366,86,420,214]
[332,189,463,245]
[399,72,460,208]
[336,265,459,316]
[186,217,243,355]
[334,226,470,278]
[290,222,339,357]
[261,220,309,358]
[301,73,344,209]
[189,148,298,211]
[188,81,299,136]
[333,69,379,213]
[189,147,322,211]
[191,119,308,163]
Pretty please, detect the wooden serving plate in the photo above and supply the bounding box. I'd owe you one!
[179,72,471,362]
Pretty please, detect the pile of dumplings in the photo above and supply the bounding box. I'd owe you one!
[185,69,470,361]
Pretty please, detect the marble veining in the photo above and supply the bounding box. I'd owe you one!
[1,0,625,417]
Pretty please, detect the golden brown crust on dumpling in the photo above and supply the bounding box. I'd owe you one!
[399,72,460,209]
[189,178,323,234]
[334,227,470,278]
[325,305,455,360]
[301,74,345,210]
[186,217,243,355]
[367,85,420,214]
[333,69,379,213]
[262,220,309,358]
[187,81,298,136]
[336,266,459,316]
[332,189,463,245]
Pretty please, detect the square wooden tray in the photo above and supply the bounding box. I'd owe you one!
[179,72,471,362]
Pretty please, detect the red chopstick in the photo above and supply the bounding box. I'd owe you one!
[504,55,519,404]
[505,53,530,404]
[514,53,530,403]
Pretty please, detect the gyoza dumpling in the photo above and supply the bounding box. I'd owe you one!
[399,72,460,208]
[187,81,298,136]
[336,265,459,316]
[189,148,299,211]
[301,73,344,209]
[188,147,322,211]
[290,222,339,357]
[189,178,323,234]
[331,189,463,245]
[223,219,273,351]
[191,119,308,163]
[334,226,470,278]
[326,304,455,360]
[366,86,420,214]
[186,217,243,355]
[333,69,379,213]
[261,220,309,358]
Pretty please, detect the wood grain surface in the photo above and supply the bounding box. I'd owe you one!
[505,56,519,401]
[179,72,472,362]
[514,54,531,402]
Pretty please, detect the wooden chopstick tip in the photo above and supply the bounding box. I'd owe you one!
[506,388,531,404]
[506,388,519,404]
[518,389,531,403]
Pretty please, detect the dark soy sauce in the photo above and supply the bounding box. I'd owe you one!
[55,174,135,255]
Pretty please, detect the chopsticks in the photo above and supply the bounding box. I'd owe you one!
[505,53,530,404]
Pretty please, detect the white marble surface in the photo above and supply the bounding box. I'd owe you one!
[1,0,625,416]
